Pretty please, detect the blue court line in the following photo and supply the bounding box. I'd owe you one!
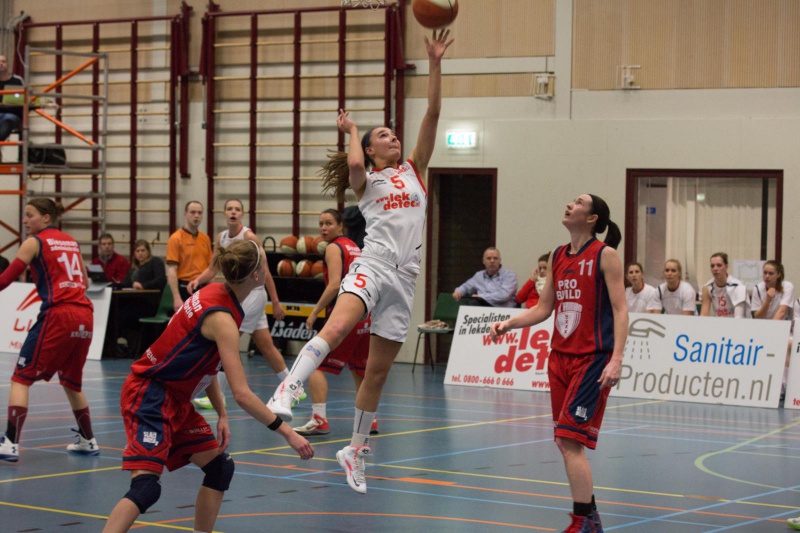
[703,507,800,532]
[15,426,124,443]
[596,430,764,448]
[602,483,800,530]
[258,423,642,479]
[222,467,725,529]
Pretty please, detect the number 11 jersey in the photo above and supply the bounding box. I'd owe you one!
[550,238,613,355]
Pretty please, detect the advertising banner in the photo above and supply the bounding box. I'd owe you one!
[445,309,790,408]
[0,282,111,361]
[618,314,789,408]
[783,319,800,410]
[444,306,554,392]
[266,301,326,343]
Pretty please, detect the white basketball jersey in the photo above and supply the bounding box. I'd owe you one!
[705,275,747,318]
[658,281,697,315]
[358,159,427,275]
[219,226,249,248]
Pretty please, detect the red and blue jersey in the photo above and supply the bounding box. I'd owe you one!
[324,235,361,314]
[31,227,92,311]
[550,238,614,355]
[130,283,244,402]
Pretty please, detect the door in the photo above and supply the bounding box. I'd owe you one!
[424,168,497,364]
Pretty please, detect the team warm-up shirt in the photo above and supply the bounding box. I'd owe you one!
[358,159,427,275]
[750,280,794,320]
[704,275,747,318]
[325,235,361,313]
[550,238,614,355]
[658,281,697,315]
[31,227,93,311]
[130,283,244,402]
[625,284,661,313]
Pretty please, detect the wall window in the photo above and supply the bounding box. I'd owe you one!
[625,169,782,291]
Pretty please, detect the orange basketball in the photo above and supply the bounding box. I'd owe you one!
[312,236,326,254]
[295,259,313,278]
[277,259,296,277]
[412,0,459,29]
[279,235,298,254]
[311,260,324,279]
[296,235,316,254]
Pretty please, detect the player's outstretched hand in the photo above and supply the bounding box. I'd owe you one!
[424,29,454,62]
[285,431,314,460]
[337,108,357,134]
[490,321,509,342]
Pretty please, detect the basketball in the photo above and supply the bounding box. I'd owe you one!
[412,0,458,29]
[311,260,324,279]
[277,259,296,277]
[296,235,316,254]
[313,236,328,254]
[279,235,298,254]
[295,259,313,278]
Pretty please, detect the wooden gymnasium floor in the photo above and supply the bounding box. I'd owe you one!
[1,352,799,532]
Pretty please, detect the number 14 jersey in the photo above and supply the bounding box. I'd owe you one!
[31,227,92,311]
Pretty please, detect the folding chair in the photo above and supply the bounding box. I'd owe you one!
[133,285,173,356]
[412,292,462,373]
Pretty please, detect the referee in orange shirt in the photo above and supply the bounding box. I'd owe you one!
[166,201,213,313]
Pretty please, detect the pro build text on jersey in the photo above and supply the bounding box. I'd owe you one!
[550,238,614,355]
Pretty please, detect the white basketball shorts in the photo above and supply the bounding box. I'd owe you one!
[339,256,417,343]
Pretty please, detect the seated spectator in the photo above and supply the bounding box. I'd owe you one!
[453,247,517,307]
[516,253,549,309]
[700,252,747,318]
[658,259,696,315]
[0,54,23,145]
[121,240,166,291]
[751,260,793,321]
[92,233,130,284]
[625,262,661,314]
[750,260,794,399]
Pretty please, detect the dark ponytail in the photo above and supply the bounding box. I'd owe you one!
[588,194,621,249]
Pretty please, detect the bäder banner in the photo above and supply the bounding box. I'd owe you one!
[445,309,790,408]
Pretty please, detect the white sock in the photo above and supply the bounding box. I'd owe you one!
[784,367,789,386]
[353,407,375,438]
[217,372,228,396]
[312,403,327,419]
[351,431,370,448]
[277,369,289,381]
[288,337,331,383]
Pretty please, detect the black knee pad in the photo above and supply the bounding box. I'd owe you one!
[124,474,161,513]
[201,453,235,492]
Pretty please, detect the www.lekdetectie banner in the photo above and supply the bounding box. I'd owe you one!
[444,307,553,391]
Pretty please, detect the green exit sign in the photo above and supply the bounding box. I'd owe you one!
[446,130,476,149]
